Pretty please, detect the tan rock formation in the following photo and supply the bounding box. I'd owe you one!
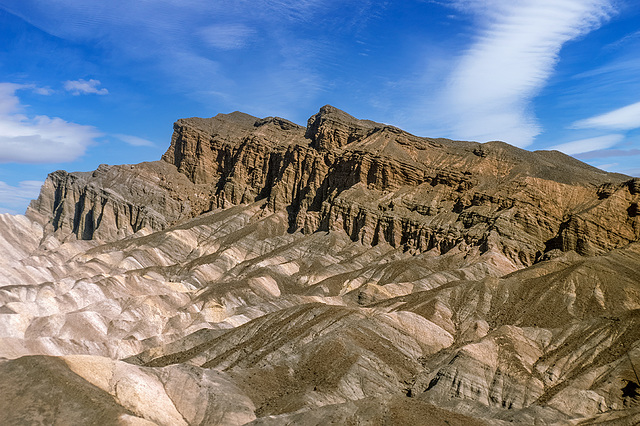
[1,106,639,424]
[28,106,639,270]
[0,355,256,425]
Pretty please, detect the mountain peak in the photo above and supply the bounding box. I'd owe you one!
[7,105,640,425]
[30,105,635,258]
[305,105,379,151]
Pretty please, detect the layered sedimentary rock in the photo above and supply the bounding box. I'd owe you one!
[2,106,640,424]
[27,161,214,241]
[0,355,256,425]
[28,106,639,268]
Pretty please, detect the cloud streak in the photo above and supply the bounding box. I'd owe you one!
[575,148,640,160]
[64,79,108,95]
[0,83,101,163]
[440,0,614,147]
[199,24,256,50]
[572,101,640,130]
[0,180,43,214]
[114,134,155,147]
[549,134,624,155]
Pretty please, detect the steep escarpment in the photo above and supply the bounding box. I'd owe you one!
[28,106,638,269]
[4,105,640,425]
[26,161,213,241]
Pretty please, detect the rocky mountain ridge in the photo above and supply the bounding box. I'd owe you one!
[28,106,640,266]
[1,105,639,425]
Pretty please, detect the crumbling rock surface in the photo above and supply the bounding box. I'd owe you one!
[27,161,213,241]
[0,355,256,425]
[2,106,640,425]
[29,106,638,268]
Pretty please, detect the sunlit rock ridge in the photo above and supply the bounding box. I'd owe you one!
[1,106,639,425]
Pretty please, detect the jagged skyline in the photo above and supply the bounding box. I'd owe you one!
[1,0,640,213]
[2,104,639,424]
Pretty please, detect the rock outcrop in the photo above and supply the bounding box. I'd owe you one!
[2,106,640,425]
[26,161,214,241]
[28,106,639,269]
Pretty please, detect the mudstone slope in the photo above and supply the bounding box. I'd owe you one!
[0,106,639,425]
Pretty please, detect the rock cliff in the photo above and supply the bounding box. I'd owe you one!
[26,161,215,241]
[29,106,639,268]
[2,106,639,425]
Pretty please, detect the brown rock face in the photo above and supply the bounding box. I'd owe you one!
[305,104,378,151]
[32,106,636,268]
[26,161,213,241]
[4,106,640,425]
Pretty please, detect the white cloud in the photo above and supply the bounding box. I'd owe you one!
[549,134,624,155]
[0,1,349,121]
[0,83,102,163]
[15,84,55,96]
[32,86,54,95]
[575,148,640,160]
[199,24,256,50]
[0,180,43,214]
[114,134,155,147]
[0,83,22,115]
[63,79,108,95]
[571,101,640,130]
[439,0,614,147]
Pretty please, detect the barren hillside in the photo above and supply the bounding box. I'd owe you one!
[1,106,639,425]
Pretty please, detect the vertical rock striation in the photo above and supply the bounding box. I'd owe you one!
[6,105,640,425]
[28,106,639,268]
[26,162,213,241]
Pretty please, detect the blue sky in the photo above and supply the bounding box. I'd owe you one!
[0,0,639,214]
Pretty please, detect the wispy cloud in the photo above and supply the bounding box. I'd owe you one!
[549,134,624,155]
[622,167,640,177]
[64,79,108,95]
[571,101,640,130]
[594,162,618,170]
[575,147,640,160]
[199,24,256,50]
[30,86,54,95]
[0,180,43,214]
[0,83,21,115]
[603,29,640,51]
[438,0,614,147]
[564,22,640,107]
[114,134,155,147]
[0,83,101,163]
[0,0,369,122]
